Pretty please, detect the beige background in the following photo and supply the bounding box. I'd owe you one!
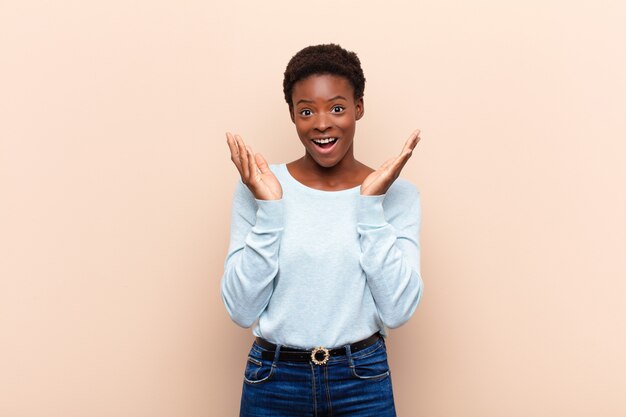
[1,0,625,416]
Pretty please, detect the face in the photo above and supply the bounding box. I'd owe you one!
[290,74,364,168]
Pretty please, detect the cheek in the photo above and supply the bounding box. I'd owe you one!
[337,118,356,133]
[295,120,311,135]
[295,124,307,137]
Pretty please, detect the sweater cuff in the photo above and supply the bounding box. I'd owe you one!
[357,195,387,226]
[254,199,285,230]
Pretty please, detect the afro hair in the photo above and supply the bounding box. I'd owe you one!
[283,44,366,109]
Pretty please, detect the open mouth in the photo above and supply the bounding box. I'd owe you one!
[312,137,338,149]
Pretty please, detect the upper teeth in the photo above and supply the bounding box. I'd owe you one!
[313,137,337,144]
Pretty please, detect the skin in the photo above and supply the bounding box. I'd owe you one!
[226,73,420,199]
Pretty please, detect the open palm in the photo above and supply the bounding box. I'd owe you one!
[226,132,282,200]
[361,129,421,196]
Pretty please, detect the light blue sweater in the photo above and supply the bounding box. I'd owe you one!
[221,163,423,349]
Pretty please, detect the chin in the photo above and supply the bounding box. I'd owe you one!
[311,155,341,168]
[317,161,338,169]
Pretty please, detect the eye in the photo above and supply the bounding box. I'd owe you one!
[331,105,345,113]
[299,109,312,117]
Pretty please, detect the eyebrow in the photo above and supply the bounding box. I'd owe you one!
[295,95,348,106]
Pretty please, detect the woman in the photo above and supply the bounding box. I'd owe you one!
[221,44,423,417]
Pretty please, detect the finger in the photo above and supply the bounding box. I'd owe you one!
[226,131,237,153]
[226,132,243,172]
[246,146,258,179]
[395,129,421,168]
[390,135,419,174]
[255,153,271,174]
[234,133,247,152]
[390,145,416,177]
[392,148,413,172]
[235,135,250,180]
[226,132,238,157]
[412,129,422,147]
[400,129,421,156]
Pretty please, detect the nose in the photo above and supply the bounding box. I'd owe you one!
[314,112,331,132]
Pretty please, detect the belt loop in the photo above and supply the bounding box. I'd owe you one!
[344,343,355,368]
[272,343,281,368]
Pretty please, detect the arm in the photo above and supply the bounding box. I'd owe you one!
[357,185,423,328]
[220,180,284,328]
[221,132,284,327]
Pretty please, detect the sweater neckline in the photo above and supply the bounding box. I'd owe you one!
[278,164,361,195]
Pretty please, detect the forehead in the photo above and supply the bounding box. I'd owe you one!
[292,74,355,103]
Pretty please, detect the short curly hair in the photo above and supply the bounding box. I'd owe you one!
[283,44,366,109]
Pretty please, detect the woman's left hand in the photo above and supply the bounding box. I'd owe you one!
[360,129,421,196]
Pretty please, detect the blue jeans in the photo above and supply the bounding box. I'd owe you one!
[239,336,397,416]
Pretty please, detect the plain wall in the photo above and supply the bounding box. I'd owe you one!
[1,0,625,416]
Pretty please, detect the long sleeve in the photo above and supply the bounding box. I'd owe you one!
[220,180,285,328]
[357,181,423,328]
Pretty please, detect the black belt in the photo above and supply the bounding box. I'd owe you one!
[256,333,381,364]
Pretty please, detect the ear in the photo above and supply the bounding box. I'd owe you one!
[355,97,365,120]
[289,106,295,123]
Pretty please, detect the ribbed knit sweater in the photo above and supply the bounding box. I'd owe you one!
[221,163,423,349]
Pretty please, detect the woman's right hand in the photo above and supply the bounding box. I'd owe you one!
[226,132,283,200]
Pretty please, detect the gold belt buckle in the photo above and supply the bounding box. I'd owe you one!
[310,346,330,365]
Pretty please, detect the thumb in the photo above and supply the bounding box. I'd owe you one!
[255,153,271,174]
